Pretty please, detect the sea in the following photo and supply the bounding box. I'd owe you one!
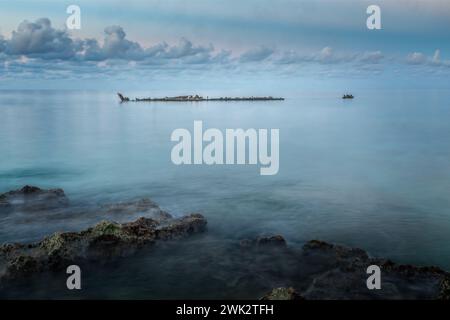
[1,89,450,298]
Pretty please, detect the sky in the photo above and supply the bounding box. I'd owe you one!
[0,0,449,91]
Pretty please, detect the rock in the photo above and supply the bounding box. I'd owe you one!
[303,239,369,260]
[101,198,172,219]
[240,235,287,248]
[7,255,41,277]
[0,185,68,212]
[299,240,449,300]
[439,277,450,300]
[261,287,305,300]
[243,239,450,300]
[303,239,334,250]
[0,212,207,281]
[257,235,287,247]
[155,213,208,240]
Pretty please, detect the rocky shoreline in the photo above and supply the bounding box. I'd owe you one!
[1,186,449,299]
[0,186,206,283]
[258,239,449,300]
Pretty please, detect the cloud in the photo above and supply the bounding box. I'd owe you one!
[0,18,228,65]
[81,26,148,61]
[80,29,229,65]
[359,51,384,64]
[275,47,383,65]
[239,46,274,62]
[5,18,80,59]
[163,38,207,58]
[316,47,337,63]
[0,34,6,52]
[406,49,450,67]
[1,17,448,86]
[102,25,145,59]
[406,52,427,65]
[432,49,441,64]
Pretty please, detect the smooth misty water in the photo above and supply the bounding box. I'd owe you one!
[1,89,450,298]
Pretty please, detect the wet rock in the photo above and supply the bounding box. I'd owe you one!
[439,277,450,300]
[261,287,305,300]
[7,255,41,277]
[0,185,68,212]
[303,239,334,251]
[0,212,207,282]
[299,240,449,300]
[155,214,208,240]
[241,239,450,300]
[240,235,287,248]
[303,239,369,261]
[257,235,287,247]
[100,198,172,220]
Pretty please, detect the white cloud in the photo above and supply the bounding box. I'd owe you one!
[275,47,383,65]
[432,49,441,63]
[239,46,274,62]
[407,52,427,64]
[406,49,450,67]
[359,51,384,64]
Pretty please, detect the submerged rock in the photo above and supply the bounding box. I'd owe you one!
[0,212,207,282]
[100,198,171,219]
[257,235,287,247]
[0,185,68,212]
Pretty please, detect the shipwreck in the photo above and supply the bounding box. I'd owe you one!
[117,93,284,103]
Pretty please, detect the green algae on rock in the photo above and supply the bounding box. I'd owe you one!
[0,211,207,282]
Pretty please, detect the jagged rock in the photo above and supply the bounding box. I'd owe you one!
[303,239,369,260]
[0,185,68,212]
[252,240,450,300]
[299,240,449,300]
[439,277,450,300]
[155,214,208,240]
[261,287,304,300]
[303,239,334,250]
[0,212,207,281]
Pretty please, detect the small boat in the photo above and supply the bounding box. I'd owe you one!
[342,94,354,99]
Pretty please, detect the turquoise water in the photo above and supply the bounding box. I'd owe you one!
[1,89,450,297]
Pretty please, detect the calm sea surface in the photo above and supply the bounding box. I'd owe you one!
[1,89,450,298]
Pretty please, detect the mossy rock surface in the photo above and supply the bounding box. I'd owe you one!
[40,233,66,255]
[439,277,450,300]
[0,212,207,282]
[90,221,123,237]
[262,287,304,300]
